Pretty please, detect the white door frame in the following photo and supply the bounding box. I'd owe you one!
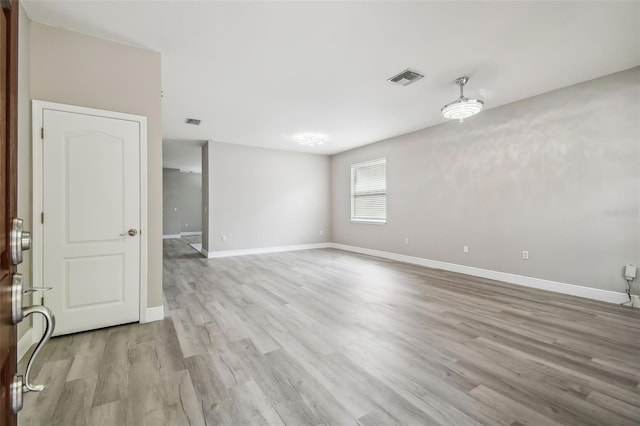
[31,100,148,337]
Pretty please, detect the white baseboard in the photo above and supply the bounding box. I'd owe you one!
[330,243,638,308]
[141,305,165,323]
[202,242,332,259]
[18,328,34,361]
[180,231,202,236]
[162,234,181,240]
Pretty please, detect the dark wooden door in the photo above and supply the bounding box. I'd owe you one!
[0,0,18,424]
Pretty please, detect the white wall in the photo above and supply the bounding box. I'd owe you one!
[204,141,330,253]
[29,23,163,307]
[331,67,640,293]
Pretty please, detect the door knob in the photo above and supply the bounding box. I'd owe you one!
[119,228,138,237]
[11,218,31,265]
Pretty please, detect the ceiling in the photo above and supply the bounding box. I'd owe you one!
[23,1,640,157]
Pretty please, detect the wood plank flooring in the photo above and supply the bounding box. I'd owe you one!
[18,238,640,425]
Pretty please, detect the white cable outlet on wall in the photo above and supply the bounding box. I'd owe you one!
[624,264,636,280]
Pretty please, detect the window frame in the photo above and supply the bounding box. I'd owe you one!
[350,157,387,224]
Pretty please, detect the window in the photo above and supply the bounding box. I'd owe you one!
[351,158,386,223]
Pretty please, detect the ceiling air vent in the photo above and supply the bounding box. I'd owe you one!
[185,118,201,125]
[388,68,424,86]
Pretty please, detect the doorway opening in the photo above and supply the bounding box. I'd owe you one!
[162,140,204,251]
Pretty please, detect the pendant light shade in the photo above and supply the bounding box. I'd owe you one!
[441,76,484,122]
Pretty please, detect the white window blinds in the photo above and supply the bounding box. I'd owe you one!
[351,158,386,223]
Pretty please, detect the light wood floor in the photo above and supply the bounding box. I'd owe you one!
[19,239,640,425]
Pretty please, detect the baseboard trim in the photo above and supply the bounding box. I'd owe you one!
[141,305,165,323]
[202,243,332,259]
[162,234,181,240]
[180,231,202,236]
[330,243,637,307]
[18,328,34,361]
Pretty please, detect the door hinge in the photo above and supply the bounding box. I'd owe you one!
[41,127,44,139]
[41,296,44,305]
[41,212,44,224]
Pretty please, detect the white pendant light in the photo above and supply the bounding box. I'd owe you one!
[441,76,484,123]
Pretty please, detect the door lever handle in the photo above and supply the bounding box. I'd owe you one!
[119,228,138,237]
[11,304,56,413]
[21,305,56,393]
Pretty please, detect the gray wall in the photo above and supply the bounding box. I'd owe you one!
[30,23,164,307]
[331,67,640,293]
[204,141,331,252]
[163,168,202,235]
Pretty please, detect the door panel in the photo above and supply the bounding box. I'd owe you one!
[66,254,124,308]
[66,132,124,242]
[43,110,140,336]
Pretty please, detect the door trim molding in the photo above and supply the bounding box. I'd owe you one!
[31,100,149,337]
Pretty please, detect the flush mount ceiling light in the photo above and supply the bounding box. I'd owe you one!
[441,76,484,123]
[294,133,326,147]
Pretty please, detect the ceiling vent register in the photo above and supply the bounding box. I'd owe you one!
[387,69,424,86]
[185,118,201,125]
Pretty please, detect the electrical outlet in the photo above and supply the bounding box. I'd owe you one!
[522,250,529,260]
[404,237,409,245]
[185,223,188,228]
[624,264,637,280]
[463,245,469,253]
[319,230,324,236]
[221,235,227,242]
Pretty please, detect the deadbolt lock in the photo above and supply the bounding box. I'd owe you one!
[11,218,32,265]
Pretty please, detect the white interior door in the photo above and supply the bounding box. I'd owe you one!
[43,108,141,336]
